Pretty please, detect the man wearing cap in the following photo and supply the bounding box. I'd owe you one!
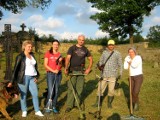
[92,39,122,108]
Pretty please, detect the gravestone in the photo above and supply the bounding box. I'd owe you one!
[1,24,13,80]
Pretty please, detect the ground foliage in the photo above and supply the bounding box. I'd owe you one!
[0,44,160,120]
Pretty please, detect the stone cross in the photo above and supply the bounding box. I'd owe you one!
[20,23,26,31]
[0,24,13,80]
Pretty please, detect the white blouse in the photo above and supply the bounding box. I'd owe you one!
[124,55,143,76]
[25,56,37,76]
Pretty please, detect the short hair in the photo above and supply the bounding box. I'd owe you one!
[22,40,33,51]
[78,34,85,39]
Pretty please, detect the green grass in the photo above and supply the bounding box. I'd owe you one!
[0,48,160,120]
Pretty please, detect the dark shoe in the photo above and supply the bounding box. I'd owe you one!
[65,107,72,113]
[53,107,59,114]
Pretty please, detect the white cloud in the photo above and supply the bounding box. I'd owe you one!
[152,16,160,23]
[26,15,64,30]
[59,32,83,40]
[95,30,110,38]
[89,7,102,13]
[0,14,23,33]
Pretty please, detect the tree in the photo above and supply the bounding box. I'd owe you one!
[147,25,160,42]
[0,0,51,20]
[87,0,160,45]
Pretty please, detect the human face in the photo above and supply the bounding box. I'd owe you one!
[52,41,59,51]
[77,36,85,46]
[108,44,115,51]
[24,44,32,53]
[128,49,136,59]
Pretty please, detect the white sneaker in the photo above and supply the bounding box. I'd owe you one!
[22,111,27,117]
[35,111,44,117]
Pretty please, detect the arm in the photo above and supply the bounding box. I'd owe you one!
[118,53,123,76]
[84,56,93,74]
[124,56,130,70]
[64,54,71,75]
[99,51,105,66]
[130,56,142,69]
[8,55,21,87]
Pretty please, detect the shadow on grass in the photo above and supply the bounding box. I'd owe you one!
[6,100,21,117]
[38,78,68,110]
[120,81,130,111]
[82,79,99,101]
[57,81,68,110]
[106,113,121,120]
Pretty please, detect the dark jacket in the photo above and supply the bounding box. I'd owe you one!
[11,52,39,85]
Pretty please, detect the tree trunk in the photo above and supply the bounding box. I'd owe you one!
[129,25,134,46]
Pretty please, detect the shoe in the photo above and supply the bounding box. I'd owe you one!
[22,111,27,117]
[45,109,51,113]
[53,107,59,114]
[35,111,44,117]
[65,107,72,113]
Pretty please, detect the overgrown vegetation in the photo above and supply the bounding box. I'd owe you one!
[0,44,160,120]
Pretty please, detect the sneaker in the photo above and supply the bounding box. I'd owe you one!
[22,111,27,117]
[35,111,44,117]
[53,107,59,114]
[65,107,72,113]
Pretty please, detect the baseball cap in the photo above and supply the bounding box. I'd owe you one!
[108,39,115,45]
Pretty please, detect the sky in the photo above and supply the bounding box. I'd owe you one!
[0,0,160,40]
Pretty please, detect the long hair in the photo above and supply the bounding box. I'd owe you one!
[49,39,60,54]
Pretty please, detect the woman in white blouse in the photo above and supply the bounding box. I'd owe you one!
[124,47,143,111]
[8,40,44,117]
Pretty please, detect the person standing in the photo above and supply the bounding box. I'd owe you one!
[44,39,63,114]
[124,47,143,111]
[8,40,44,117]
[92,39,122,108]
[64,35,93,112]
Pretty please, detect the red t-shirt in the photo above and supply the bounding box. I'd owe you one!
[44,51,62,71]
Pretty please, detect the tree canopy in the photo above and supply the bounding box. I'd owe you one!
[147,25,160,42]
[87,0,160,44]
[0,0,51,20]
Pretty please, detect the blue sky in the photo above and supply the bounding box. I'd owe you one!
[0,0,160,40]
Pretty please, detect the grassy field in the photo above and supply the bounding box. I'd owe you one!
[0,43,160,120]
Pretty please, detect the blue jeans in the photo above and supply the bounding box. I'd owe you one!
[46,72,62,107]
[18,75,40,112]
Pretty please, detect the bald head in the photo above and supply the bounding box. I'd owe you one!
[77,35,85,47]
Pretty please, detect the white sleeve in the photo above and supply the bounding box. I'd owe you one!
[130,56,142,69]
[124,56,130,69]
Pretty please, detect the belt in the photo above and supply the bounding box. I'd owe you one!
[47,71,62,73]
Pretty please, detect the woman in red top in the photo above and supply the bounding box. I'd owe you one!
[44,39,63,114]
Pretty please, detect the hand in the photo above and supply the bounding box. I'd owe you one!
[7,82,12,87]
[117,75,121,80]
[34,78,38,83]
[84,68,91,75]
[64,68,69,75]
[53,70,59,74]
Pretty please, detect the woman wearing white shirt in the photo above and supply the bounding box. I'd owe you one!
[8,40,44,117]
[124,47,143,111]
